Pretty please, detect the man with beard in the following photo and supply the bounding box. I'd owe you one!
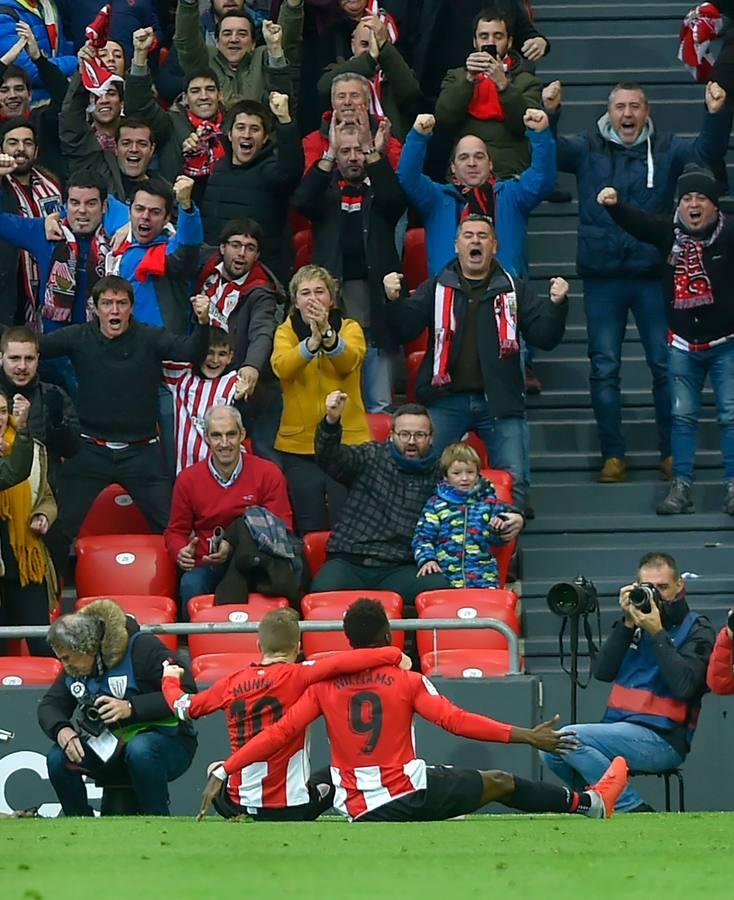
[303,71,401,171]
[196,217,283,460]
[60,47,156,201]
[599,167,734,516]
[0,22,69,176]
[125,27,225,200]
[293,117,405,412]
[540,552,714,814]
[201,93,303,284]
[0,118,61,330]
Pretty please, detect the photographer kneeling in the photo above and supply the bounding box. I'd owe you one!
[38,599,197,816]
[540,552,715,813]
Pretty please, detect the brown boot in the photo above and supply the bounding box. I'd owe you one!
[659,456,673,481]
[598,457,627,483]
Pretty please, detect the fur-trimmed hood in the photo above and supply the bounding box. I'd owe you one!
[78,599,134,669]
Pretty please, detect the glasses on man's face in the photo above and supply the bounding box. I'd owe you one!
[226,240,258,253]
[393,430,430,442]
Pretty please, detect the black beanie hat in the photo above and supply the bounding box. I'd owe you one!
[675,164,721,205]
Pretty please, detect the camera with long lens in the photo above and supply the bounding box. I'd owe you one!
[546,576,598,617]
[628,582,662,615]
[76,695,106,737]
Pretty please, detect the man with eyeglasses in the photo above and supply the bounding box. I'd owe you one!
[310,389,524,609]
[195,217,284,461]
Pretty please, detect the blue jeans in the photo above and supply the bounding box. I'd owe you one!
[362,346,395,413]
[539,722,684,812]
[179,564,226,620]
[584,277,671,459]
[428,392,527,507]
[47,730,195,816]
[669,342,734,480]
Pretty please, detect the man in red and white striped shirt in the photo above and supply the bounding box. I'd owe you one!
[200,599,629,822]
[162,607,409,820]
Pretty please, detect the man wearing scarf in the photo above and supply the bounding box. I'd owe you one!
[384,214,568,512]
[434,8,541,180]
[311,389,524,608]
[544,78,730,485]
[125,27,226,201]
[541,552,715,814]
[600,166,734,516]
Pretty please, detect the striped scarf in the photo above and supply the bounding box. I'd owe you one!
[182,111,226,178]
[43,221,111,323]
[431,276,519,386]
[6,169,62,332]
[668,211,725,309]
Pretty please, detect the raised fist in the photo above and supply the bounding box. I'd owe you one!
[11,394,30,429]
[523,108,549,132]
[269,91,290,123]
[414,114,436,136]
[133,27,156,55]
[705,81,727,114]
[174,175,195,209]
[325,390,347,424]
[191,293,210,325]
[182,130,202,154]
[383,271,403,301]
[0,152,18,178]
[262,20,283,50]
[542,80,562,112]
[549,277,569,305]
[596,187,618,207]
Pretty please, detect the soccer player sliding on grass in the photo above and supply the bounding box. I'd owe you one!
[198,599,629,822]
[161,607,412,821]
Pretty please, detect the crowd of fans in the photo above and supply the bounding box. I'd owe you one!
[0,0,731,651]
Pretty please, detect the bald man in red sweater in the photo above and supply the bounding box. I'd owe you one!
[165,406,292,614]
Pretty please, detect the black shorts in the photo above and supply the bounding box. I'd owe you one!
[213,779,335,822]
[356,765,484,823]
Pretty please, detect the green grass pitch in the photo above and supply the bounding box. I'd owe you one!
[2,814,732,899]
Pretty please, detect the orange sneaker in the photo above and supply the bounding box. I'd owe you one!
[587,756,629,818]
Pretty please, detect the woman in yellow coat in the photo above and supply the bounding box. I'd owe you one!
[271,265,371,534]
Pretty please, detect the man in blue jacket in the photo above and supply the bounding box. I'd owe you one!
[543,78,730,484]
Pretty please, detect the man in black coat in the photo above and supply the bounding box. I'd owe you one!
[292,113,406,412]
[384,214,568,509]
[200,92,303,285]
[39,274,210,544]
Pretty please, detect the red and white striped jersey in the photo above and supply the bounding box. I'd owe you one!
[161,362,240,474]
[221,667,513,820]
[162,648,402,810]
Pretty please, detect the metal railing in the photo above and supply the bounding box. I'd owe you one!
[0,618,522,675]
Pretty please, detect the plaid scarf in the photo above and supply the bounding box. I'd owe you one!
[339,179,366,213]
[182,111,226,178]
[6,169,62,332]
[668,211,725,309]
[431,274,519,386]
[458,182,495,223]
[43,221,111,324]
[243,506,295,561]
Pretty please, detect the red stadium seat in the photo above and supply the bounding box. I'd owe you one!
[420,649,515,677]
[74,535,177,600]
[78,485,152,538]
[289,209,311,235]
[293,229,313,269]
[192,652,263,682]
[301,591,404,656]
[415,589,520,665]
[188,601,289,658]
[462,432,489,468]
[367,413,391,442]
[0,657,63,685]
[406,350,425,401]
[187,593,290,620]
[302,531,330,580]
[404,330,428,356]
[403,228,428,291]
[76,595,177,618]
[480,467,513,504]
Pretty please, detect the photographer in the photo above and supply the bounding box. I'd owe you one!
[707,612,734,694]
[540,552,715,813]
[38,599,197,816]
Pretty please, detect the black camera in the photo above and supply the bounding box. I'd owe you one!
[628,582,662,615]
[480,43,498,58]
[76,695,106,737]
[547,576,598,617]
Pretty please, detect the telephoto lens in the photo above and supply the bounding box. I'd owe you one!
[547,576,598,617]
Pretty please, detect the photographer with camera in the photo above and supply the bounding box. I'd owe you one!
[38,599,197,816]
[706,610,734,695]
[540,552,715,813]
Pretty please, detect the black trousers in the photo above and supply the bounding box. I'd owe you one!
[57,440,172,543]
[280,452,347,535]
[0,577,53,656]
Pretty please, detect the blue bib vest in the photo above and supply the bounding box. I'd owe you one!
[602,612,701,751]
[65,632,182,741]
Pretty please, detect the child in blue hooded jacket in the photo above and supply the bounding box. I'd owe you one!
[412,442,516,588]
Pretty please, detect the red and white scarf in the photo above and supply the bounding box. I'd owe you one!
[20,0,60,53]
[339,178,367,213]
[362,2,398,116]
[106,226,169,280]
[467,58,513,121]
[81,5,125,98]
[201,262,248,331]
[679,3,724,82]
[668,211,725,309]
[43,221,111,323]
[431,276,519,386]
[6,169,62,331]
[182,111,226,178]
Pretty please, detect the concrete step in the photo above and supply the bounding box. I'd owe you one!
[530,447,722,470]
[528,228,577,264]
[530,355,655,390]
[526,386,714,409]
[536,2,688,21]
[524,510,734,533]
